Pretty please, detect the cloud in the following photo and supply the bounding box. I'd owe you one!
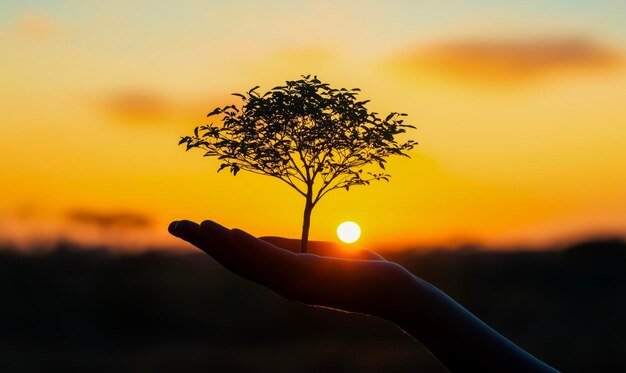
[392,37,622,84]
[66,209,152,230]
[101,90,171,123]
[99,89,233,126]
[12,11,65,40]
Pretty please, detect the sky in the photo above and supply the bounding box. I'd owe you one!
[1,0,625,251]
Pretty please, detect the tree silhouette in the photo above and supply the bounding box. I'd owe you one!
[179,75,416,253]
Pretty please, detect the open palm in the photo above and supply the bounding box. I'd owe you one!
[169,220,417,319]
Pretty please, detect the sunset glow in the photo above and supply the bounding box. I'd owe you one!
[1,1,625,251]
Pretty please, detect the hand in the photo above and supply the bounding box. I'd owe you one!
[169,219,558,372]
[168,219,417,319]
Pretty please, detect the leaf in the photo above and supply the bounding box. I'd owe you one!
[178,137,187,145]
[207,108,222,117]
[232,93,246,99]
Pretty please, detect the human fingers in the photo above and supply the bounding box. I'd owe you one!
[170,220,304,291]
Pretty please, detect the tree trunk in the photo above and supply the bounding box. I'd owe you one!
[300,192,313,253]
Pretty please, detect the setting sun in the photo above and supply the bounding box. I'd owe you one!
[337,222,361,244]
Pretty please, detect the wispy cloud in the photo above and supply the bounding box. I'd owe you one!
[101,89,170,123]
[98,89,233,126]
[392,37,622,84]
[66,209,152,230]
[11,11,66,40]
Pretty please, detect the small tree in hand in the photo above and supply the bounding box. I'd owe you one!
[179,75,416,253]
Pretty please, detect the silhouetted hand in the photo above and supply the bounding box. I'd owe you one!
[168,219,416,319]
[168,219,557,372]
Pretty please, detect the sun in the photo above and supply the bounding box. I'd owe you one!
[337,221,361,244]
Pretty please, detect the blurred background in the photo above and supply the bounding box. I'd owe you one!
[1,239,625,371]
[1,0,625,371]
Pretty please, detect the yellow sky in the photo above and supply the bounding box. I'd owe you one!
[1,1,625,250]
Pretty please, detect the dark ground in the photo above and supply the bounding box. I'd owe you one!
[0,238,624,372]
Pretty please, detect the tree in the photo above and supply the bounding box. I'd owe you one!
[179,75,416,253]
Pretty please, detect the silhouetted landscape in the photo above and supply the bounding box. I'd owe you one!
[1,238,624,372]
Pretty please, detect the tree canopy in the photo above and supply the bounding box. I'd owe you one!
[180,75,416,205]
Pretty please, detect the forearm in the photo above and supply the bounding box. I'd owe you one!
[386,276,558,372]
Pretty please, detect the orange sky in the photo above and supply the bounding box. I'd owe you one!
[1,1,625,251]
